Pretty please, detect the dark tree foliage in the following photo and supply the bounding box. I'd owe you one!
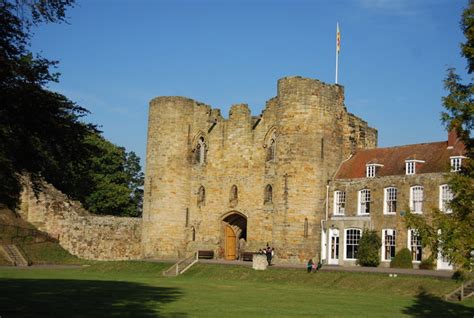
[0,0,96,208]
[390,248,413,269]
[76,134,144,217]
[0,1,144,217]
[405,1,474,272]
[357,229,381,267]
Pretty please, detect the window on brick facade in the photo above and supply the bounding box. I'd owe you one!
[410,186,424,213]
[366,165,376,178]
[264,184,273,204]
[382,229,396,261]
[450,156,464,172]
[384,187,397,214]
[406,161,416,175]
[358,189,371,215]
[408,229,422,262]
[333,191,346,215]
[345,228,361,260]
[439,184,453,213]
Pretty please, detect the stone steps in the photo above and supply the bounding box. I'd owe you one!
[1,244,29,266]
[446,280,474,301]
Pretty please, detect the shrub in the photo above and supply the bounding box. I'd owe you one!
[390,248,413,269]
[419,258,435,270]
[357,229,381,267]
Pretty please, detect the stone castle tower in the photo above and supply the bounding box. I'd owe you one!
[142,76,377,263]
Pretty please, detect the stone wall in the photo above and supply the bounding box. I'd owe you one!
[19,180,142,260]
[143,76,377,263]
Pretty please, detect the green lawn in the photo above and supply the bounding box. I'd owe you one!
[0,262,473,317]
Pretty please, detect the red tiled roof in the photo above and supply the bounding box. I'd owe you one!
[334,140,465,179]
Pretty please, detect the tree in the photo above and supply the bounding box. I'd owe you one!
[76,134,144,217]
[0,0,96,208]
[357,229,381,267]
[0,1,144,217]
[405,2,474,272]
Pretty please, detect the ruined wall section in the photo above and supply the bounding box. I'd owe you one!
[343,113,378,158]
[19,180,141,260]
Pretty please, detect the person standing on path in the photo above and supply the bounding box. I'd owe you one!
[266,246,272,266]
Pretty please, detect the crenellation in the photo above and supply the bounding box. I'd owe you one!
[143,76,377,263]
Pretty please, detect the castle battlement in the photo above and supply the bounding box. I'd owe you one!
[142,76,377,262]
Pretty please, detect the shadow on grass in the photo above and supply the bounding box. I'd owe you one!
[0,278,185,317]
[402,290,474,318]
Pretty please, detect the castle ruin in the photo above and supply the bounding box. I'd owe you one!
[142,76,377,263]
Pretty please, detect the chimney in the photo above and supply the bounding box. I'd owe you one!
[447,128,459,148]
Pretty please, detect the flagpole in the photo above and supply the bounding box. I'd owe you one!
[335,22,340,84]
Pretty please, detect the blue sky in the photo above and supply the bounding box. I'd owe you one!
[30,0,469,167]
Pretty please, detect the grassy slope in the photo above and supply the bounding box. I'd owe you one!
[0,206,85,265]
[0,262,473,317]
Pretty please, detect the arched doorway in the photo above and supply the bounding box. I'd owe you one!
[222,212,247,260]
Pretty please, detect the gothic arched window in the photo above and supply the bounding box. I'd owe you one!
[197,185,206,207]
[194,136,207,165]
[264,184,273,204]
[264,129,276,162]
[230,185,238,207]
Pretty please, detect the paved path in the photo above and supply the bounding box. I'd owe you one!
[193,259,454,278]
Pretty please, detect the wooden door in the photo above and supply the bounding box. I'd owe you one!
[225,224,236,260]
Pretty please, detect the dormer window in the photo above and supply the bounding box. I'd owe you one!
[366,163,383,178]
[450,156,465,172]
[405,160,425,175]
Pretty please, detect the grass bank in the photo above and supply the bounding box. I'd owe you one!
[0,261,473,317]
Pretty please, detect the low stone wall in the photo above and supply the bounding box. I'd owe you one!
[18,180,142,261]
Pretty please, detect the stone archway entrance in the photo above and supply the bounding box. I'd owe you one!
[222,212,247,260]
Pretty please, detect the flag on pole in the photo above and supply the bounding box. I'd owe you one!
[335,22,340,84]
[336,23,341,53]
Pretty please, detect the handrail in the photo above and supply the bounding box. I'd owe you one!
[445,280,473,301]
[163,252,198,276]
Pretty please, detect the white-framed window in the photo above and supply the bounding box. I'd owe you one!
[358,189,371,215]
[405,160,425,175]
[383,187,397,214]
[333,191,346,215]
[365,163,383,178]
[410,186,424,213]
[408,229,422,262]
[382,229,396,261]
[366,165,376,178]
[406,161,416,175]
[439,184,453,213]
[345,228,361,260]
[450,156,465,172]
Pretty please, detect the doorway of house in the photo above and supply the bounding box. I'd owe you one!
[222,212,247,260]
[328,228,340,265]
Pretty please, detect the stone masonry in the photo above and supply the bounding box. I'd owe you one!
[142,76,377,263]
[19,179,142,261]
